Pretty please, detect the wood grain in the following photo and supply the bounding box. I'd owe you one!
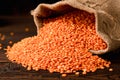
[0,16,120,80]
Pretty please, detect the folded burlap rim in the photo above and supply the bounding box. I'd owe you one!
[31,0,120,54]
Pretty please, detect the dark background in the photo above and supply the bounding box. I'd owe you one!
[0,0,60,15]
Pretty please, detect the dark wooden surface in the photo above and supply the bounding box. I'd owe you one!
[0,16,120,80]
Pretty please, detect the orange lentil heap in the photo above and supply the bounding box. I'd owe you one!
[6,10,110,74]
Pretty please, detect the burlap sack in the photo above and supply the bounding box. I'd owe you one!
[31,0,120,54]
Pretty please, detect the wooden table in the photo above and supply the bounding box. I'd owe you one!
[0,16,120,80]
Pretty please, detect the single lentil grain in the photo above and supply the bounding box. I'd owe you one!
[0,44,2,50]
[10,32,14,36]
[82,71,87,75]
[9,41,13,45]
[61,73,67,77]
[75,72,80,76]
[6,10,110,74]
[1,35,5,41]
[109,68,113,72]
[0,46,2,50]
[25,27,29,32]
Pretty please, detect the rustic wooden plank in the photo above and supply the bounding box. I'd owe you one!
[60,72,120,80]
[0,62,119,80]
[0,62,60,78]
[0,77,59,80]
[60,74,120,80]
[0,53,10,62]
[0,72,42,78]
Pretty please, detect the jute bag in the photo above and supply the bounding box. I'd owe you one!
[31,0,120,54]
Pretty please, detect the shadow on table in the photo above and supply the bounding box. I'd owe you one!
[99,48,120,63]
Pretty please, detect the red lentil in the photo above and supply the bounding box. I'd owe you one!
[75,72,80,75]
[0,43,2,47]
[1,35,5,41]
[0,43,2,50]
[9,41,13,45]
[10,32,14,36]
[6,10,110,74]
[109,68,113,72]
[25,27,29,32]
[61,73,67,77]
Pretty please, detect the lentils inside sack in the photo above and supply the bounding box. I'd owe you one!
[6,10,110,74]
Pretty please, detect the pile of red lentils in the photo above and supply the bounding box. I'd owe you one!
[6,10,110,75]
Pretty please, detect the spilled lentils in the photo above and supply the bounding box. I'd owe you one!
[6,10,110,74]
